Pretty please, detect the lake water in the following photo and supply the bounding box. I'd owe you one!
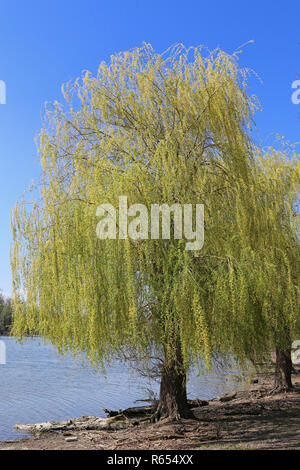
[0,336,249,441]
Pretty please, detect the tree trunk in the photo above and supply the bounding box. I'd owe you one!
[274,347,293,390]
[151,342,194,422]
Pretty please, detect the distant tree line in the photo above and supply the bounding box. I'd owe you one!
[0,293,12,335]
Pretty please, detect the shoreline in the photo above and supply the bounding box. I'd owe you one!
[1,368,300,450]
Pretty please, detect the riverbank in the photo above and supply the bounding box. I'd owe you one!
[1,370,300,450]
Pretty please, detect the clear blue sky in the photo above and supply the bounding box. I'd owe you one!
[0,0,300,296]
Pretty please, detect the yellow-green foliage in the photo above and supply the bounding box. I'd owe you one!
[10,44,299,370]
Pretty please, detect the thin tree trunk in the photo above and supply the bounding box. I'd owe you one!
[274,347,293,390]
[151,341,194,422]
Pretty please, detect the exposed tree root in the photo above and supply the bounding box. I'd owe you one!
[151,403,195,423]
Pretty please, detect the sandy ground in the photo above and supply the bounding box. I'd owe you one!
[1,373,300,450]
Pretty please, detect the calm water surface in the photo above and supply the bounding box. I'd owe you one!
[0,336,248,441]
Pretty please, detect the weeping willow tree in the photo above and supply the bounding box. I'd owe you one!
[250,146,300,389]
[10,44,298,420]
[203,143,300,390]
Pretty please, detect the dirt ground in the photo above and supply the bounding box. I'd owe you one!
[1,373,300,450]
